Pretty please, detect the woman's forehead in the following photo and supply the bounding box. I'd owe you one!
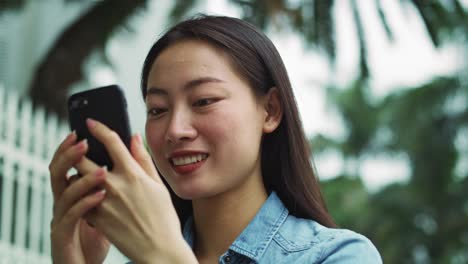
[148,40,238,83]
[158,40,227,64]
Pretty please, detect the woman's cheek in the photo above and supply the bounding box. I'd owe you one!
[199,111,236,144]
[145,122,164,160]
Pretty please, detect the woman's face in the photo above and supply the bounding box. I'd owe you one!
[145,40,268,200]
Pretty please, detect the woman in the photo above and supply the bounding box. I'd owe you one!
[49,15,382,263]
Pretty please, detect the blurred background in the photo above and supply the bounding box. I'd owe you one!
[0,0,467,263]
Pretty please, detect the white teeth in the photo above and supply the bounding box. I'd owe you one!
[172,154,207,166]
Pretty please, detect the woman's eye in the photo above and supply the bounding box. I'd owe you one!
[193,98,216,107]
[147,108,167,117]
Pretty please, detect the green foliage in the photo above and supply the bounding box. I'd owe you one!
[230,0,337,59]
[0,0,26,12]
[382,78,462,187]
[327,78,379,156]
[26,0,149,118]
[315,75,468,263]
[169,0,197,23]
[309,134,341,154]
[412,0,468,46]
[375,0,393,41]
[6,0,466,119]
[321,175,370,230]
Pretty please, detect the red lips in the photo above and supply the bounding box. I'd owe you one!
[168,150,209,175]
[172,159,207,174]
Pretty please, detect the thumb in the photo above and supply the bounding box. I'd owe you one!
[130,134,162,184]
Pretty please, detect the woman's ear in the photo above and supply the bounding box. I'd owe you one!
[262,88,283,133]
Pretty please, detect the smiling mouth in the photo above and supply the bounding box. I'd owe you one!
[170,154,209,166]
[169,153,209,175]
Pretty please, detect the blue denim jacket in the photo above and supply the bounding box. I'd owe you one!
[183,192,382,263]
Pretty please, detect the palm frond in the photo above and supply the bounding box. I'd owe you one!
[27,0,149,118]
[169,0,198,23]
[375,0,394,41]
[350,0,369,78]
[0,0,26,13]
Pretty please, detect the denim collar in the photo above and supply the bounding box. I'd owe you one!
[182,191,289,262]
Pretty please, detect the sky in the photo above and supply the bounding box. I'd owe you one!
[89,0,463,191]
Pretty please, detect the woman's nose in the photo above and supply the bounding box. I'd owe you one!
[165,110,197,143]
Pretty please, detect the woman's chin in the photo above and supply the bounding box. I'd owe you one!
[173,186,207,200]
[173,185,219,200]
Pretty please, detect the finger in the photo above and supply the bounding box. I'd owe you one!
[49,131,77,198]
[74,156,100,177]
[49,139,88,200]
[54,167,107,221]
[86,118,134,170]
[50,131,77,164]
[59,190,106,234]
[67,174,80,186]
[130,134,162,183]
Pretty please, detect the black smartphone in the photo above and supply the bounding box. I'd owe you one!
[68,85,132,170]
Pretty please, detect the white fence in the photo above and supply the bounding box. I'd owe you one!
[0,87,127,263]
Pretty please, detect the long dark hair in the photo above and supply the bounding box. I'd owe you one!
[141,15,336,228]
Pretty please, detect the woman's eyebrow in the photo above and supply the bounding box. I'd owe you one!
[183,77,223,91]
[146,77,224,96]
[146,87,167,96]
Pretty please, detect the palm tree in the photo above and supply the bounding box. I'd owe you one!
[314,73,468,263]
[1,0,466,118]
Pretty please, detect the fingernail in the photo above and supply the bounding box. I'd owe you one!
[95,166,107,177]
[86,118,97,128]
[67,130,77,141]
[136,134,143,144]
[75,139,87,151]
[95,189,106,197]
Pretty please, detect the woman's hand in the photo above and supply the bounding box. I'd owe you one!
[81,119,197,264]
[48,132,111,264]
